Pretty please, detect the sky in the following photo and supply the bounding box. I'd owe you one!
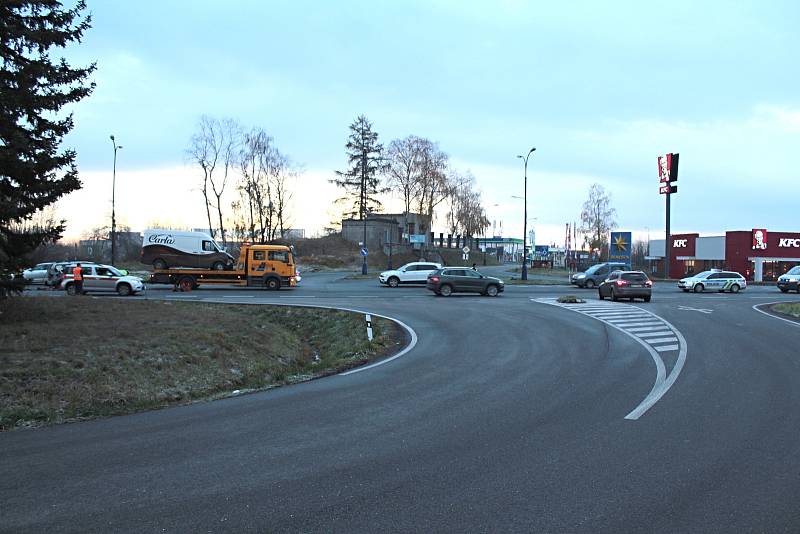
[54,0,800,246]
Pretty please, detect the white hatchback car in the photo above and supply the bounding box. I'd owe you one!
[22,262,53,284]
[379,262,442,288]
[60,264,145,296]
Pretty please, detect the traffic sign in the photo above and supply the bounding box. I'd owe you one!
[360,248,368,257]
[659,184,677,195]
[462,246,470,254]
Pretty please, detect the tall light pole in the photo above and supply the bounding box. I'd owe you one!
[516,147,536,281]
[109,135,122,265]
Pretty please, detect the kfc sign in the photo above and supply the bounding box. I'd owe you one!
[673,239,688,248]
[778,238,800,248]
[658,153,679,183]
[752,229,768,250]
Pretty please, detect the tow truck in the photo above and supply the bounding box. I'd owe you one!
[149,243,299,291]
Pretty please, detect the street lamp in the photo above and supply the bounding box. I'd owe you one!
[516,147,536,280]
[109,135,123,266]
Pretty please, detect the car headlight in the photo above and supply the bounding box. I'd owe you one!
[577,274,585,279]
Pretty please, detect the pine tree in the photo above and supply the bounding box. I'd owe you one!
[0,1,95,287]
[331,115,388,220]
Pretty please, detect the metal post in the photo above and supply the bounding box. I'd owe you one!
[362,214,368,275]
[517,147,536,281]
[665,192,671,280]
[109,135,122,266]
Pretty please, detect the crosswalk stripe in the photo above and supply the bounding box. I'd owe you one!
[627,326,669,332]
[590,312,651,318]
[607,321,664,327]
[645,337,679,344]
[635,331,673,338]
[654,344,680,352]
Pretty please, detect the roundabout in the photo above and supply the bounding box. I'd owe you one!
[3,272,800,532]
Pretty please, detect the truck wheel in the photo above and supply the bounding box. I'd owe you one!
[117,283,132,296]
[177,276,194,292]
[265,277,280,290]
[153,259,167,270]
[212,261,225,271]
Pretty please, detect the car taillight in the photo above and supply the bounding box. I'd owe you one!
[645,280,653,287]
[615,280,628,286]
[430,276,440,282]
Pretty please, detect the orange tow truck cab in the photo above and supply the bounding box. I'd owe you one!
[151,243,298,291]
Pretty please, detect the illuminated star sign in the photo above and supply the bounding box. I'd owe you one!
[614,234,628,252]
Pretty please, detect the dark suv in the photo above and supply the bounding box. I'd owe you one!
[598,270,652,302]
[426,268,505,297]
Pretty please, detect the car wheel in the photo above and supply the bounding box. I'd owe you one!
[585,279,595,289]
[212,261,225,271]
[644,296,651,302]
[439,284,453,297]
[486,284,499,297]
[730,284,740,293]
[388,276,400,288]
[153,258,167,270]
[611,288,618,301]
[177,276,194,292]
[265,277,280,290]
[693,283,704,293]
[598,290,604,300]
[117,283,132,297]
[65,283,77,296]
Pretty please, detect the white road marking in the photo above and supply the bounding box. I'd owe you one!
[644,337,679,344]
[533,298,687,420]
[677,305,713,314]
[752,302,800,328]
[635,331,673,338]
[222,295,254,298]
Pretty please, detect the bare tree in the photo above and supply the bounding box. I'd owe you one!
[444,171,489,237]
[386,135,425,214]
[414,140,452,220]
[187,116,242,246]
[579,183,617,258]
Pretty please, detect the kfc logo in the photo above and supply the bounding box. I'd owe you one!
[658,153,679,183]
[673,239,688,248]
[778,238,800,248]
[752,229,768,250]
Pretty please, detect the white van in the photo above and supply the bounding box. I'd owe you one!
[141,229,235,270]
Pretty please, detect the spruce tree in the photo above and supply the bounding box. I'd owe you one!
[331,115,388,220]
[0,0,95,287]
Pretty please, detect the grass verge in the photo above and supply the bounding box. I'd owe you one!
[771,302,800,318]
[0,297,401,430]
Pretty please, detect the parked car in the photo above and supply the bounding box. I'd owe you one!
[598,270,652,302]
[572,262,630,288]
[60,263,145,296]
[678,269,746,293]
[777,265,800,293]
[22,262,53,284]
[379,262,442,287]
[426,267,505,297]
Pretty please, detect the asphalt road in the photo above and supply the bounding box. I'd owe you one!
[3,272,800,532]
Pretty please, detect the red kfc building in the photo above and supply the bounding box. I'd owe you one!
[648,229,800,281]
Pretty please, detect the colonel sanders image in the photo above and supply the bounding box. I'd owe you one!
[752,229,767,250]
[659,154,670,182]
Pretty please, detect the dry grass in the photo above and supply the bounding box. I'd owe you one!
[0,297,399,430]
[772,303,800,318]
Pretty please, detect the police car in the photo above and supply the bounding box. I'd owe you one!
[60,263,145,296]
[777,265,800,293]
[678,269,747,293]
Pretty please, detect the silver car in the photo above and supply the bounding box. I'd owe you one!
[22,262,53,284]
[60,263,145,296]
[678,270,747,293]
[777,265,800,293]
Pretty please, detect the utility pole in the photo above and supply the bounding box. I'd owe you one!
[516,147,536,280]
[109,135,122,266]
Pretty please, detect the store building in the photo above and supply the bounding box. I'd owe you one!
[648,230,800,281]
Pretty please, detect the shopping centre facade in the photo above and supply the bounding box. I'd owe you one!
[648,229,800,281]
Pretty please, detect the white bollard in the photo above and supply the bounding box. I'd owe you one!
[365,314,373,341]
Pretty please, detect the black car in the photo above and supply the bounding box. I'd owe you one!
[426,268,505,297]
[598,270,652,302]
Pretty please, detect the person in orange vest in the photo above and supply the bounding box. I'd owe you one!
[72,263,84,295]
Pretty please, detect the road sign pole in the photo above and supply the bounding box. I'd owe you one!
[665,190,671,280]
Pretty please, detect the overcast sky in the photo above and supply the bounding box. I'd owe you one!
[57,0,800,244]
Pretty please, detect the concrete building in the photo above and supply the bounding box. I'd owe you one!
[341,213,432,252]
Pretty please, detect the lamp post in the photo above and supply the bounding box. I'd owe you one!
[109,135,122,266]
[516,147,536,280]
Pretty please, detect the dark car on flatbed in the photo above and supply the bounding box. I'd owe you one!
[426,267,505,297]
